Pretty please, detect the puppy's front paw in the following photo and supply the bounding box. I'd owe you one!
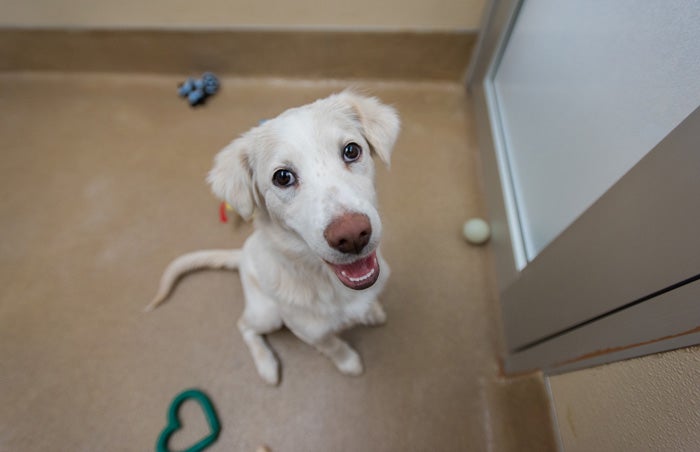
[363,302,387,326]
[255,352,280,386]
[335,349,364,376]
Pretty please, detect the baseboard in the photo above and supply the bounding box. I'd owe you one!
[0,28,477,81]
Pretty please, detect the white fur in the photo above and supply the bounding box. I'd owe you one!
[148,91,400,385]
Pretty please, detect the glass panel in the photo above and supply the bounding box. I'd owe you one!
[492,0,700,260]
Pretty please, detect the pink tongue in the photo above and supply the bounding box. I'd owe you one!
[329,251,380,290]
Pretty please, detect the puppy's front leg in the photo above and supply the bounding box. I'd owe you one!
[238,318,281,385]
[286,320,363,376]
[239,272,284,385]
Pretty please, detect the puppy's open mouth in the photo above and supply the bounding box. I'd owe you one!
[327,251,380,290]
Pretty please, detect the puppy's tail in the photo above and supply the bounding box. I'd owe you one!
[145,249,242,312]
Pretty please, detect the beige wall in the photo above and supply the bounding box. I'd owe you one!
[549,346,700,452]
[0,0,485,30]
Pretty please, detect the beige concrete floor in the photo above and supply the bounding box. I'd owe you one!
[0,73,557,451]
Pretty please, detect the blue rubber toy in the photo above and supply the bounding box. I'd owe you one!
[178,72,220,106]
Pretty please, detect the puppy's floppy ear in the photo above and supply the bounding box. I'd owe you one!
[207,136,256,221]
[341,90,400,166]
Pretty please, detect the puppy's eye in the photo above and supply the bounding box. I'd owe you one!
[272,169,297,188]
[343,142,362,163]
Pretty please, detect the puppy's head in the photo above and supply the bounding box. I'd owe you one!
[208,90,400,290]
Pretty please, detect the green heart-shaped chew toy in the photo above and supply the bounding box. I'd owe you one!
[156,388,221,452]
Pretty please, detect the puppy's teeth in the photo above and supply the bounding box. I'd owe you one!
[348,268,376,282]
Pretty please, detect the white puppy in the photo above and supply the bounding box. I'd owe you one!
[147,91,400,385]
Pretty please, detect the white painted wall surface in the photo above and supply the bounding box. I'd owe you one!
[492,0,700,260]
[549,346,700,452]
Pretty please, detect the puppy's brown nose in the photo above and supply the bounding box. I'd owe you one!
[324,213,372,254]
